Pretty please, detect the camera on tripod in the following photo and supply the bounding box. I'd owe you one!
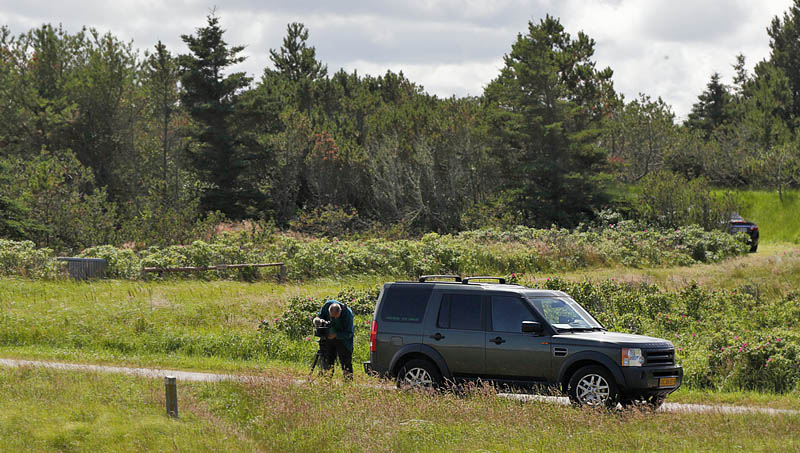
[312,317,331,337]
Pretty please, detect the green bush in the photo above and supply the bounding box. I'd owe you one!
[0,240,58,278]
[633,171,738,231]
[4,222,749,281]
[270,287,380,340]
[80,245,141,279]
[706,331,800,392]
[540,278,800,393]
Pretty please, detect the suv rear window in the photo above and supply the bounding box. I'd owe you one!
[380,285,433,323]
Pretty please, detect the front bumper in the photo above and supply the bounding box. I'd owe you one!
[620,365,683,397]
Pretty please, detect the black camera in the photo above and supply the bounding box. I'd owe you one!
[312,317,331,337]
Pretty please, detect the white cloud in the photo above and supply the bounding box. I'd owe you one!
[342,58,505,98]
[1,0,796,118]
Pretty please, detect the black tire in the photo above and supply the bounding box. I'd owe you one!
[749,243,758,253]
[567,365,619,408]
[396,359,441,390]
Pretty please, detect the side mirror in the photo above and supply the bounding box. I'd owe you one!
[521,321,543,334]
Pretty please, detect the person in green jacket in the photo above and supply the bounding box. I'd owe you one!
[318,299,354,379]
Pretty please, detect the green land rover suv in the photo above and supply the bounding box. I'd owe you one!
[363,276,683,408]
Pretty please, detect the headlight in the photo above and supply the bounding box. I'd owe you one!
[622,348,645,367]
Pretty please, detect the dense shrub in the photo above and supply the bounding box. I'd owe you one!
[541,278,800,393]
[633,171,738,231]
[260,278,799,392]
[5,222,749,281]
[0,240,58,278]
[80,245,141,279]
[270,287,381,340]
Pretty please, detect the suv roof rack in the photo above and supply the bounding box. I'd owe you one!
[462,276,506,284]
[419,275,462,283]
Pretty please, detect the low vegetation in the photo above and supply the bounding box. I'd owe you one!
[1,221,749,280]
[1,367,797,452]
[2,245,798,394]
[0,367,257,452]
[736,189,800,244]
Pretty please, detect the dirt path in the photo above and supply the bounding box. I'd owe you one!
[2,358,797,416]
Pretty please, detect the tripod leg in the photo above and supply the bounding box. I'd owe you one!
[310,350,320,376]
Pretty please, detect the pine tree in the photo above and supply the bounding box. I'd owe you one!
[269,23,327,82]
[485,16,615,227]
[685,72,733,139]
[145,41,180,199]
[178,13,257,217]
[768,0,800,126]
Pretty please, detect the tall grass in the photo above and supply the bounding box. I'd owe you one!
[0,278,380,372]
[0,367,257,452]
[197,371,800,452]
[3,367,799,451]
[735,189,800,244]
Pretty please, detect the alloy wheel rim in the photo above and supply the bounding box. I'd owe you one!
[403,367,433,388]
[576,373,610,406]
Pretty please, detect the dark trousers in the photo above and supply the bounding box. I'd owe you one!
[321,339,353,379]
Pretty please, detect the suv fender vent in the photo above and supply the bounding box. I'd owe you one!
[553,347,568,357]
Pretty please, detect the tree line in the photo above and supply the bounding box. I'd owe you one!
[1,3,799,251]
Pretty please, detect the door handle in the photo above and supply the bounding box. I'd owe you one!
[429,333,445,341]
[490,336,506,344]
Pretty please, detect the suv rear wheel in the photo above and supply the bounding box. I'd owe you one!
[397,359,441,390]
[568,365,619,408]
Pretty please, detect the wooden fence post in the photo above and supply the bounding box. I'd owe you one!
[165,376,178,418]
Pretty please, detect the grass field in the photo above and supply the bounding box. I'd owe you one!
[2,212,800,450]
[0,367,258,452]
[735,189,800,244]
[553,242,800,298]
[1,367,798,452]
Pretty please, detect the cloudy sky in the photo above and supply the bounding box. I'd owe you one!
[1,0,795,119]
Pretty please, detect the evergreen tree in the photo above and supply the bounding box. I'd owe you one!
[0,195,39,240]
[685,72,733,139]
[265,22,328,113]
[741,61,793,152]
[768,0,800,126]
[269,22,327,82]
[145,41,180,199]
[484,16,615,227]
[178,13,257,217]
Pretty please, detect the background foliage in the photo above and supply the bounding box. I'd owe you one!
[2,4,800,251]
[0,221,749,280]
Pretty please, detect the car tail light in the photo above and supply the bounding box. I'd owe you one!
[370,320,378,352]
[751,226,758,232]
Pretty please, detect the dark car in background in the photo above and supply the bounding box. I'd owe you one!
[364,276,683,409]
[729,214,759,252]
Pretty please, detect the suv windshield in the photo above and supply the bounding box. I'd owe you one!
[528,297,603,331]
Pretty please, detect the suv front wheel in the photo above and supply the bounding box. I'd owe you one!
[568,365,619,408]
[397,359,441,390]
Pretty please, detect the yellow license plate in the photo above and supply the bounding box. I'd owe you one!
[659,377,677,387]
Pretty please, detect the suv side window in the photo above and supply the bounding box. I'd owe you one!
[437,294,482,330]
[380,285,433,323]
[491,295,536,332]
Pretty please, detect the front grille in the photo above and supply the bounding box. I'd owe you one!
[645,349,674,366]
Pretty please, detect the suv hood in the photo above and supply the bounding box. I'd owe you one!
[552,331,674,349]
